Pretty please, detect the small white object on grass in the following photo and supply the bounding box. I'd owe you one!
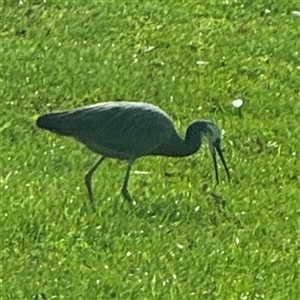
[291,11,300,17]
[196,60,209,65]
[133,171,150,175]
[232,99,244,108]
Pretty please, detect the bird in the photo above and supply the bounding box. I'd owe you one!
[36,101,230,204]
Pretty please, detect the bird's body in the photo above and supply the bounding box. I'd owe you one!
[36,101,230,203]
[38,102,189,159]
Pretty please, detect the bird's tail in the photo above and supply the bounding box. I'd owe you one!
[36,112,75,136]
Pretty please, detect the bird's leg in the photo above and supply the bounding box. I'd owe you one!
[85,156,106,204]
[121,160,134,202]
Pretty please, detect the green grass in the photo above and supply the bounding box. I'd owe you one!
[1,1,300,299]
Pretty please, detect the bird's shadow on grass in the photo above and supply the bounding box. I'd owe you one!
[78,196,182,223]
[76,191,234,228]
[123,196,228,226]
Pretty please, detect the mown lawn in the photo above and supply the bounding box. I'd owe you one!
[1,1,299,299]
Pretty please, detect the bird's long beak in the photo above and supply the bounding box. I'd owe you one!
[210,143,231,184]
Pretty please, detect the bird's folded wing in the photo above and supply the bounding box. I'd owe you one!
[64,103,175,157]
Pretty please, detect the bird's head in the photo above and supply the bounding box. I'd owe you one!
[190,120,231,184]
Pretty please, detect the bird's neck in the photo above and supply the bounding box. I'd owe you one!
[171,138,202,157]
[181,130,203,156]
[148,129,202,158]
[170,122,204,157]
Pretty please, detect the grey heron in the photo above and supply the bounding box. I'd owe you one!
[36,101,230,203]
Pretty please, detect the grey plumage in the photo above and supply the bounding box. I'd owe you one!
[36,101,230,203]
